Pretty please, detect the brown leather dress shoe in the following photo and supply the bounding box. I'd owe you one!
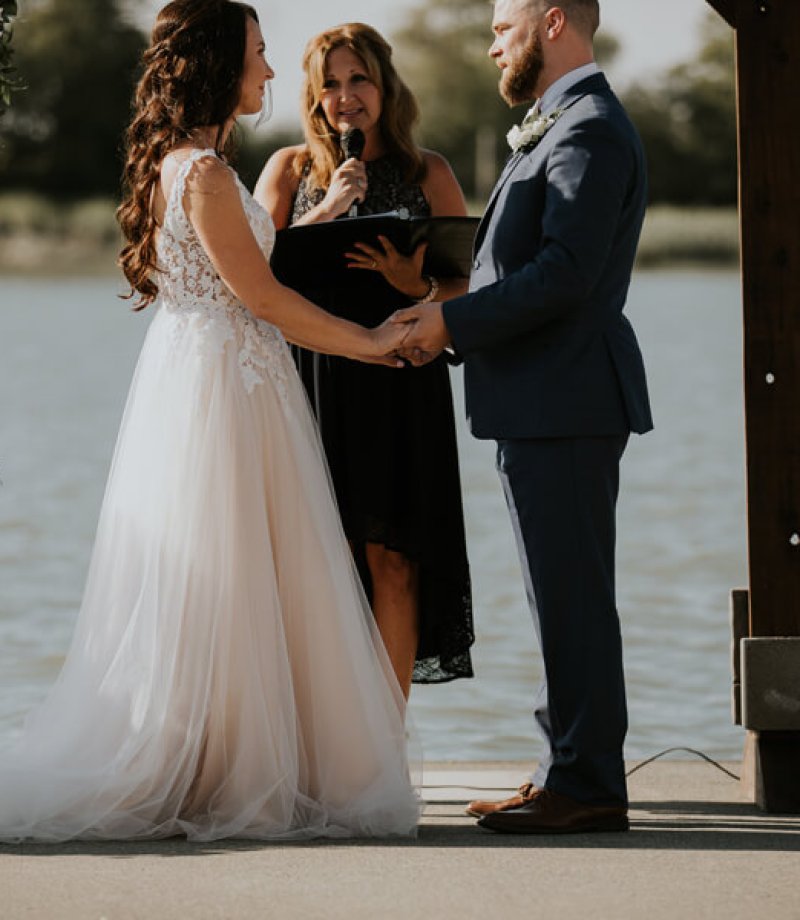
[465,782,538,818]
[477,787,629,834]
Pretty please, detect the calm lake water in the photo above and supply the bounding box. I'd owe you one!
[0,270,746,763]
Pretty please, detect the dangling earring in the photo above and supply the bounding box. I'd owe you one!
[254,82,273,128]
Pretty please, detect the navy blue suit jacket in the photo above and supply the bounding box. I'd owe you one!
[443,73,653,440]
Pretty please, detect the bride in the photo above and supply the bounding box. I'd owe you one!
[0,0,421,842]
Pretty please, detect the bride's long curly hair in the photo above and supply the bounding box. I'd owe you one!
[117,0,258,309]
[296,23,426,194]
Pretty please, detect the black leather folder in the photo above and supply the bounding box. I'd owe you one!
[271,212,480,286]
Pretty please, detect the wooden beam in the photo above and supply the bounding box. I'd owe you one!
[736,0,800,638]
[705,0,736,27]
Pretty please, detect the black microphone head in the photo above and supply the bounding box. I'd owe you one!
[340,127,365,161]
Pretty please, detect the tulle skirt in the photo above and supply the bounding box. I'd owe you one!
[0,304,421,842]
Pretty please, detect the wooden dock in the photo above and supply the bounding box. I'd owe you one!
[2,760,799,920]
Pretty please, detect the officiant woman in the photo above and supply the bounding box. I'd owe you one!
[255,22,473,696]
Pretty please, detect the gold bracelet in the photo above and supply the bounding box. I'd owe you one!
[415,275,439,304]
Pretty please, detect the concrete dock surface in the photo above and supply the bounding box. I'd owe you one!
[2,759,799,920]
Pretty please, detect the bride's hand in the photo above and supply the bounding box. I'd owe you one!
[353,317,414,367]
[319,158,368,219]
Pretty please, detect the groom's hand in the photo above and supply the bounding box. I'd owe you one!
[354,315,416,367]
[390,302,450,366]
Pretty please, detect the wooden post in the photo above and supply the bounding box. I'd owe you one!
[735,2,800,639]
[707,0,800,811]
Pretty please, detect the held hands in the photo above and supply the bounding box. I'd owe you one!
[351,303,449,368]
[321,158,368,218]
[345,236,430,299]
[389,302,451,366]
[354,314,415,368]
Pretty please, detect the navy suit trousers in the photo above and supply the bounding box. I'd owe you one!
[496,435,629,806]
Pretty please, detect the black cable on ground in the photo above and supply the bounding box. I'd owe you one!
[625,747,740,781]
[423,747,741,791]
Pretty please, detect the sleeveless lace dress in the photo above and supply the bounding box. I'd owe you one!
[0,149,420,842]
[290,157,474,683]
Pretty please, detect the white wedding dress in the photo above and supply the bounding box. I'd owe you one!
[0,149,420,843]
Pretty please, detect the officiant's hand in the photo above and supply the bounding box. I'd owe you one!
[389,302,450,366]
[345,236,431,300]
[318,158,368,219]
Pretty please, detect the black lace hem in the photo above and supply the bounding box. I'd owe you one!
[413,651,474,684]
[348,528,475,684]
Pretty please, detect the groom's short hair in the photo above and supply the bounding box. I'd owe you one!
[521,1,601,39]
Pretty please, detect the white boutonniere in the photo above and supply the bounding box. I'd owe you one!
[506,106,563,153]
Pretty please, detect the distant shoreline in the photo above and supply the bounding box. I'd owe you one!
[634,206,739,269]
[0,196,739,277]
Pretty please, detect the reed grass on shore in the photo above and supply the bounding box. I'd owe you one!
[0,193,739,277]
[0,193,121,276]
[636,206,739,268]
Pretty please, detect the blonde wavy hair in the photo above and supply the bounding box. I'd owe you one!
[295,23,426,192]
[117,0,257,309]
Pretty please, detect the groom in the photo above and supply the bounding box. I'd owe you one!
[394,0,652,833]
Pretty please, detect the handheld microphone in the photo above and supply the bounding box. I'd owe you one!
[340,128,365,217]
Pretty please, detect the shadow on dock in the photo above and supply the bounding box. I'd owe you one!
[3,797,799,856]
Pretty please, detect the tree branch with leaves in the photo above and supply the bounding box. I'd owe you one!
[1,0,21,117]
[391,0,620,201]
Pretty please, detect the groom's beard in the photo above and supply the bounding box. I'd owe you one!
[500,28,544,107]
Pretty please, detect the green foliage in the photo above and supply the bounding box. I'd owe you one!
[625,14,736,205]
[0,189,62,234]
[0,190,118,241]
[391,0,735,206]
[390,0,619,199]
[0,0,738,208]
[1,0,21,116]
[0,0,146,199]
[0,0,300,200]
[636,205,739,267]
[391,0,511,200]
[0,189,122,274]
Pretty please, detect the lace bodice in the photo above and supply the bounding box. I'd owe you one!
[155,148,291,400]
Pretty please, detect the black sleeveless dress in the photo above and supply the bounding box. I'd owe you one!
[290,156,474,683]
